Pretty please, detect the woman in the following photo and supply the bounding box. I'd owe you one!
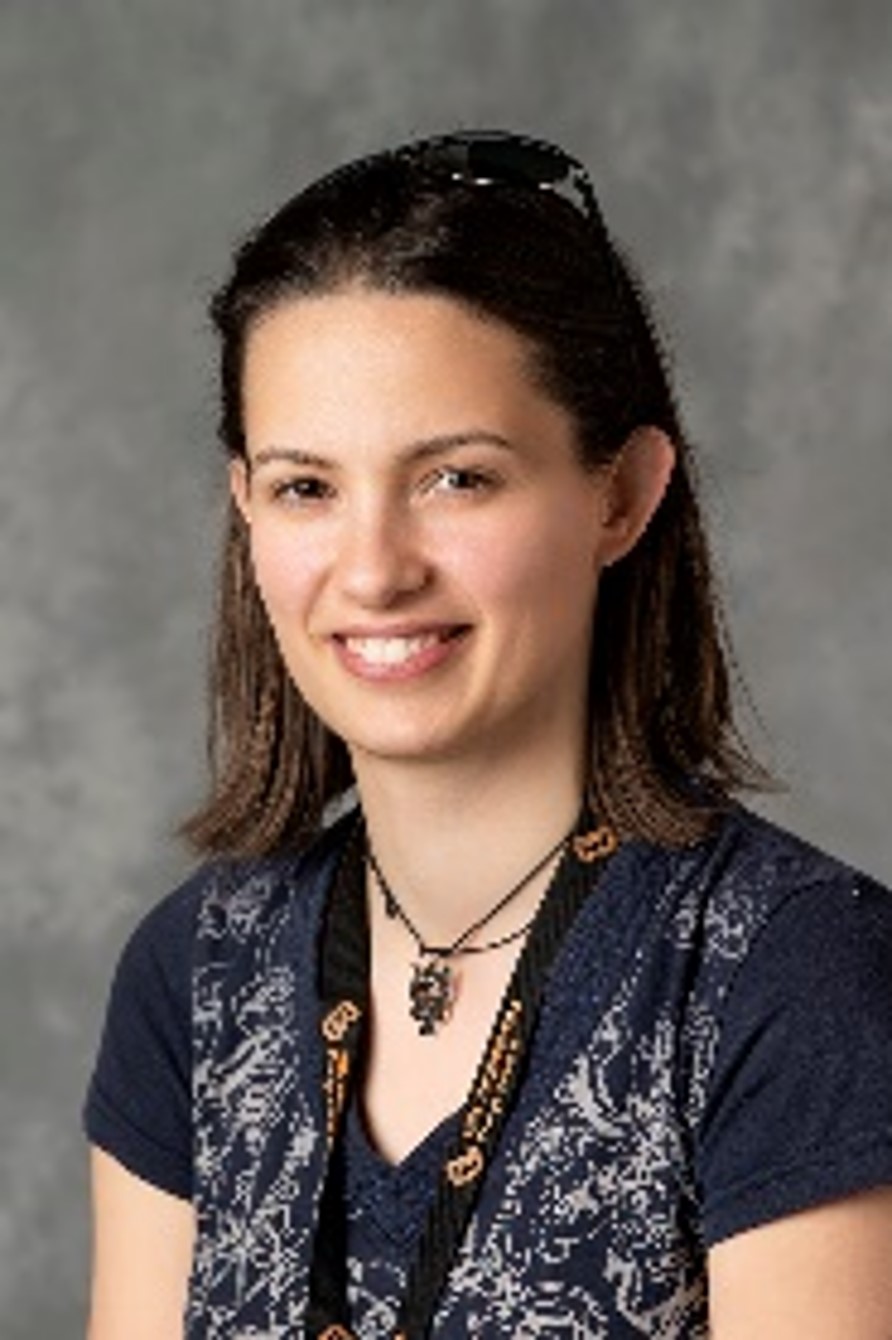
[84,130,892,1338]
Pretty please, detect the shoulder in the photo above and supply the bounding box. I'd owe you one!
[121,807,356,979]
[667,804,892,1064]
[90,811,357,1088]
[84,811,356,1194]
[685,802,870,900]
[664,803,890,966]
[683,802,892,1026]
[700,806,892,1059]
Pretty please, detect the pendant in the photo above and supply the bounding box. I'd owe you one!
[409,956,454,1036]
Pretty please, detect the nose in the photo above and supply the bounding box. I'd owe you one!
[335,500,430,607]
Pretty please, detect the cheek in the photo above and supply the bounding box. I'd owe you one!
[248,524,322,617]
[453,511,599,617]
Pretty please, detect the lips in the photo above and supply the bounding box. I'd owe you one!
[331,625,469,679]
[342,632,445,666]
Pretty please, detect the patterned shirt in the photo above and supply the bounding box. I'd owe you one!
[84,805,892,1337]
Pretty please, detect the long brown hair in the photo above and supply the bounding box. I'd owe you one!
[182,135,770,855]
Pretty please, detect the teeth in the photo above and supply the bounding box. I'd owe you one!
[344,633,443,665]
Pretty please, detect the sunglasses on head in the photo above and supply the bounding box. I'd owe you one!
[389,129,604,229]
[301,129,606,237]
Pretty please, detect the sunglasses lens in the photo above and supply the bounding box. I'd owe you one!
[395,132,593,222]
[464,138,569,189]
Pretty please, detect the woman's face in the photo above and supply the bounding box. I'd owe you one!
[233,289,626,774]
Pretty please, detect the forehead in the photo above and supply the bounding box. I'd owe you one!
[240,289,574,454]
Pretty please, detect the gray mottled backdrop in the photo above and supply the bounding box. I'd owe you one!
[2,1,890,1334]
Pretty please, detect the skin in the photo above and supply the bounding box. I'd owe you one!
[87,1148,194,1339]
[87,287,892,1338]
[233,289,637,789]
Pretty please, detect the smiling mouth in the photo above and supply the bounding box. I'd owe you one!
[336,627,468,668]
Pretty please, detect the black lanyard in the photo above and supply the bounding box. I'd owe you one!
[306,811,618,1340]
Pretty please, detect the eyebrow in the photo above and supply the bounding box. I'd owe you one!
[249,430,516,470]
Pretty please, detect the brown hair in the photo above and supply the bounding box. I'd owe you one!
[182,137,770,855]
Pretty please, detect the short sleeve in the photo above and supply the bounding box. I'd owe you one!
[82,871,206,1200]
[696,872,892,1246]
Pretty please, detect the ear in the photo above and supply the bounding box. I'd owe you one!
[595,426,676,567]
[229,456,252,526]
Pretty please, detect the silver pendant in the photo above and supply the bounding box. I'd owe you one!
[409,957,454,1036]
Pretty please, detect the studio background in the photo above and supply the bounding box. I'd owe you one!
[2,2,890,1334]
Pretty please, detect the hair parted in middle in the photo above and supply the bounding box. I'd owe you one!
[182,132,769,857]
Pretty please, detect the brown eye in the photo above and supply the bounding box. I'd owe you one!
[272,476,333,503]
[428,466,495,494]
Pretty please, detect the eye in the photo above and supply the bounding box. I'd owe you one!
[426,465,496,495]
[269,475,334,505]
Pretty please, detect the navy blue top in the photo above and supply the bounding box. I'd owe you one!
[83,806,892,1337]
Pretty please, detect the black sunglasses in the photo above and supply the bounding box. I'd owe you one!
[301,129,606,235]
[389,129,605,230]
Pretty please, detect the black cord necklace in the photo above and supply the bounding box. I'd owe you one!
[366,828,572,1036]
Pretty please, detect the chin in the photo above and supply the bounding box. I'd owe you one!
[347,733,458,768]
[341,718,476,769]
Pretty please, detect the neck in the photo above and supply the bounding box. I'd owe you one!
[351,744,586,948]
